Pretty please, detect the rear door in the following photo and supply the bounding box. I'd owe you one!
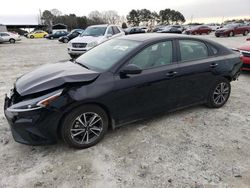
[173,39,219,107]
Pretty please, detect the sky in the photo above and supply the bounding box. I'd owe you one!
[0,0,250,24]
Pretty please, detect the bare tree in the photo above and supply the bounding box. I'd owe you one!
[102,10,120,24]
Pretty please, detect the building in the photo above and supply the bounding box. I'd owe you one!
[52,23,67,34]
[0,24,7,32]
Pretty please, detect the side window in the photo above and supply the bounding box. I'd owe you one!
[129,41,173,69]
[208,44,219,55]
[112,26,120,34]
[179,40,208,62]
[107,27,114,35]
[1,33,9,36]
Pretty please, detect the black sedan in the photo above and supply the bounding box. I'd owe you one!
[124,27,146,35]
[45,30,68,39]
[58,29,84,43]
[4,34,242,149]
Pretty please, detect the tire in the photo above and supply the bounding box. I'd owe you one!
[69,54,80,59]
[243,30,249,36]
[9,39,15,43]
[63,38,69,43]
[50,37,53,40]
[228,31,234,37]
[61,105,109,149]
[30,35,34,39]
[207,31,210,35]
[207,78,231,108]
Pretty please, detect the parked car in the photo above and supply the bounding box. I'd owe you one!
[4,34,242,149]
[153,25,166,32]
[138,26,149,33]
[0,32,21,43]
[157,26,182,34]
[27,30,48,39]
[124,27,146,35]
[58,29,84,43]
[235,38,250,70]
[215,24,250,37]
[207,23,221,31]
[68,24,125,58]
[0,36,3,43]
[184,25,212,35]
[45,31,68,39]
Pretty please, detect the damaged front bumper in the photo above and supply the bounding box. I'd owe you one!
[4,92,62,146]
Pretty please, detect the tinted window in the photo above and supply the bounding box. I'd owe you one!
[107,27,114,35]
[129,41,173,69]
[179,40,208,61]
[1,33,9,36]
[112,26,120,34]
[77,39,141,70]
[208,44,218,55]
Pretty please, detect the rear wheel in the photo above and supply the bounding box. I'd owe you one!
[9,38,15,43]
[229,31,234,37]
[243,30,249,36]
[207,78,231,108]
[61,105,109,149]
[30,35,34,39]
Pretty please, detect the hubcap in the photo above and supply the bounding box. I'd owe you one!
[70,112,103,144]
[213,82,229,105]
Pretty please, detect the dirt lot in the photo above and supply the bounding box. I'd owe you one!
[0,34,250,188]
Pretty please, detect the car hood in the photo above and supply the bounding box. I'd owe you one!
[71,35,106,44]
[15,61,100,96]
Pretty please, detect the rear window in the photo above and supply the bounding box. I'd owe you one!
[179,40,208,62]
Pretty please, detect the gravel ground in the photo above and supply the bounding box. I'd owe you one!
[0,34,250,188]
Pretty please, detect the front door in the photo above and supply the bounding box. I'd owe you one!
[111,40,179,124]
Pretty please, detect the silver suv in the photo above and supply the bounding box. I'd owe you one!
[68,24,125,58]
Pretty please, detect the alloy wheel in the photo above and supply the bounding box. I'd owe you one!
[213,82,230,105]
[70,112,103,144]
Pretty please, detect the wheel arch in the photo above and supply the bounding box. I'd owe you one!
[56,102,115,138]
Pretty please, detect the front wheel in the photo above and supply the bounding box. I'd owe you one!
[61,105,109,149]
[207,78,231,108]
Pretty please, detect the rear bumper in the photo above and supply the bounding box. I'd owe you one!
[4,95,61,145]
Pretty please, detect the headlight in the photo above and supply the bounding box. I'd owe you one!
[7,90,63,112]
[87,41,98,48]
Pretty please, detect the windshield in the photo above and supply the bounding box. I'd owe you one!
[80,27,107,37]
[76,39,142,70]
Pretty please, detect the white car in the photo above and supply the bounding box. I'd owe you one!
[207,24,221,31]
[68,24,125,58]
[0,32,21,43]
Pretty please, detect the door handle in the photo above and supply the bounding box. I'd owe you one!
[166,71,177,78]
[210,63,218,68]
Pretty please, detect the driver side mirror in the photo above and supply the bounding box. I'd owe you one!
[120,64,142,76]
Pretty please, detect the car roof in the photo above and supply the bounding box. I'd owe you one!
[118,33,202,42]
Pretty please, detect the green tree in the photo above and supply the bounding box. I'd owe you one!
[126,9,140,26]
[122,22,128,29]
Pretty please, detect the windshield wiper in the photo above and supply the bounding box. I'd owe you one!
[74,60,89,69]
